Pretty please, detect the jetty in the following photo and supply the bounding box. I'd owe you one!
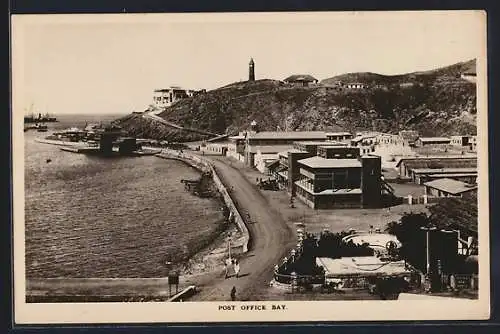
[26,277,200,303]
[181,171,214,198]
[60,146,100,154]
[59,146,161,156]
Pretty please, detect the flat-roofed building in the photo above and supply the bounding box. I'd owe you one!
[317,145,360,159]
[470,136,477,152]
[451,135,475,147]
[424,178,477,198]
[396,156,477,180]
[415,137,451,147]
[326,132,353,142]
[293,141,347,156]
[351,135,377,155]
[398,130,420,146]
[317,256,412,284]
[204,142,228,155]
[227,134,246,162]
[253,145,294,174]
[152,86,195,109]
[272,148,312,191]
[294,155,382,209]
[376,133,403,145]
[245,131,327,166]
[411,167,477,185]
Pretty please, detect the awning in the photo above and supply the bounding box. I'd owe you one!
[266,159,280,169]
[275,165,288,173]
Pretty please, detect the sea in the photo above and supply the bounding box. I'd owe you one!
[24,114,226,279]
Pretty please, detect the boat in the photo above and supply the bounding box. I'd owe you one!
[24,104,57,124]
[35,123,48,132]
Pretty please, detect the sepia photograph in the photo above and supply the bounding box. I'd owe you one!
[12,11,489,323]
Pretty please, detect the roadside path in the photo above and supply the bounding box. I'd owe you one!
[190,156,295,301]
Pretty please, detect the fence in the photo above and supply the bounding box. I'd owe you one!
[405,195,441,205]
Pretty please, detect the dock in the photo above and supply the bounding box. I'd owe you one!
[60,146,100,154]
[26,278,199,303]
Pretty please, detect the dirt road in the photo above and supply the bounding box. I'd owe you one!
[190,156,295,301]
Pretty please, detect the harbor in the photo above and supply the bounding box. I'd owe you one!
[34,125,162,157]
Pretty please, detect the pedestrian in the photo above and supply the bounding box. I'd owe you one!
[234,260,240,278]
[223,261,228,279]
[230,286,236,301]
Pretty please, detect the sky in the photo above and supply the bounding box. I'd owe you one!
[12,11,485,115]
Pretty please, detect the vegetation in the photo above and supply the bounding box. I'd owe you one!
[386,195,478,274]
[275,232,374,280]
[114,59,477,141]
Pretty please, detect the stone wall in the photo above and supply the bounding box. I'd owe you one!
[157,149,250,253]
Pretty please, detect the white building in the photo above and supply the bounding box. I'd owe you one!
[227,134,246,162]
[326,132,353,142]
[461,72,476,83]
[153,87,196,109]
[253,145,294,174]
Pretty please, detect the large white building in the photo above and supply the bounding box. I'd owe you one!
[152,87,196,109]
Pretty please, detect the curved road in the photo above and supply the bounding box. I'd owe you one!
[191,157,295,301]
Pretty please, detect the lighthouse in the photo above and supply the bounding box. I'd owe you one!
[249,58,255,81]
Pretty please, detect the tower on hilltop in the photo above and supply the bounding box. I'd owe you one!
[249,58,255,81]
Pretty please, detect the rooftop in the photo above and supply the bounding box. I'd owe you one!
[423,178,477,195]
[295,140,347,147]
[318,143,350,148]
[396,156,477,167]
[247,131,326,140]
[250,145,294,154]
[411,167,477,174]
[317,257,411,278]
[325,132,352,136]
[342,233,402,250]
[229,135,245,140]
[298,156,362,169]
[278,148,308,157]
[295,182,363,196]
[418,137,452,142]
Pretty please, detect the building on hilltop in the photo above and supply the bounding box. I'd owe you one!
[345,82,368,89]
[283,74,318,87]
[249,58,255,81]
[333,81,368,89]
[152,86,198,109]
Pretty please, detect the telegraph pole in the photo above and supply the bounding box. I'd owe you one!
[420,226,437,275]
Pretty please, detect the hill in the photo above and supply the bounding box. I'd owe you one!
[114,59,477,141]
[321,59,476,86]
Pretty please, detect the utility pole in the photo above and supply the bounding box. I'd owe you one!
[420,226,437,275]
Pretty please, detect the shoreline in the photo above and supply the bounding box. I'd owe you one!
[156,149,250,253]
[25,148,249,302]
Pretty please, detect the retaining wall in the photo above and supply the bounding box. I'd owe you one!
[157,149,250,253]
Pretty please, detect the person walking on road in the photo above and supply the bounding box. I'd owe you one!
[234,260,240,278]
[230,286,237,301]
[223,261,228,279]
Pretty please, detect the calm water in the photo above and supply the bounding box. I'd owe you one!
[24,114,225,278]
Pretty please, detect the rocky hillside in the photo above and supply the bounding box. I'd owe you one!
[114,59,477,141]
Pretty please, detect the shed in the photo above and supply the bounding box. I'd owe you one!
[424,178,477,197]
